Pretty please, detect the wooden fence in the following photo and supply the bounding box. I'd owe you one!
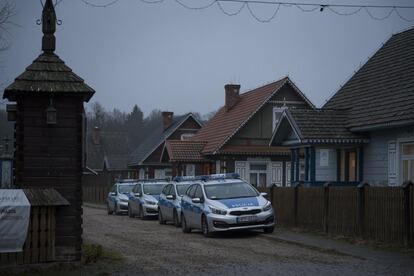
[82,172,114,204]
[257,182,414,246]
[0,206,56,265]
[83,185,111,204]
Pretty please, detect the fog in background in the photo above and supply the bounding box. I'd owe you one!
[1,0,413,115]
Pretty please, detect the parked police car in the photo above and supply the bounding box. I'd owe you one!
[158,180,192,226]
[128,179,168,219]
[180,173,275,237]
[107,180,137,215]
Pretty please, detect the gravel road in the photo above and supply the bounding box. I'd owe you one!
[83,205,414,276]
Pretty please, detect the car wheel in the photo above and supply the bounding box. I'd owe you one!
[263,226,274,234]
[201,215,212,238]
[173,209,180,227]
[158,208,166,225]
[128,205,133,218]
[138,205,144,220]
[114,203,121,215]
[107,203,113,215]
[181,213,191,233]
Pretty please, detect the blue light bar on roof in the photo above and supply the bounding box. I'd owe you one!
[173,173,240,182]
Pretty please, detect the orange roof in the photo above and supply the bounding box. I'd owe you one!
[165,140,208,162]
[192,77,292,154]
[219,145,290,155]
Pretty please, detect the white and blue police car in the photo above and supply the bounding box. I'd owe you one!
[128,179,168,219]
[107,180,137,215]
[180,173,275,237]
[158,179,193,227]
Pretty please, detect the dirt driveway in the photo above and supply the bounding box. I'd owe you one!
[82,205,414,276]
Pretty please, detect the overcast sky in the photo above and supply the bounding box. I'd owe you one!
[1,0,413,116]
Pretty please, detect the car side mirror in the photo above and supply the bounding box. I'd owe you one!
[260,192,267,197]
[110,192,117,196]
[134,192,141,197]
[192,197,203,204]
[166,194,175,200]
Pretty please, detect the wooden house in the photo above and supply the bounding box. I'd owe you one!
[162,77,315,187]
[271,28,414,186]
[128,112,203,179]
[2,0,94,260]
[84,126,135,181]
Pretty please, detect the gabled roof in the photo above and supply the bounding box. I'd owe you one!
[163,140,208,162]
[3,53,95,102]
[128,113,202,166]
[87,130,132,171]
[192,77,314,154]
[271,109,368,146]
[323,28,414,130]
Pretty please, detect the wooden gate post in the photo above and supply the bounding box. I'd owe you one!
[294,182,303,227]
[402,181,413,246]
[357,182,369,239]
[323,182,332,233]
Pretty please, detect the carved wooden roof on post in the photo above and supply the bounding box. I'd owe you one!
[2,0,95,102]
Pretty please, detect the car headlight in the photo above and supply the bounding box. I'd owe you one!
[145,200,157,205]
[209,206,227,215]
[262,201,272,212]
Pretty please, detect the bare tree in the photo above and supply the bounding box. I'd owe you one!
[0,0,16,52]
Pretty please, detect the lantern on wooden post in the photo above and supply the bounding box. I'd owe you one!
[6,104,17,121]
[46,98,57,125]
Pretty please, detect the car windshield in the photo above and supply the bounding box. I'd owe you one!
[204,181,259,200]
[143,184,165,195]
[176,184,191,196]
[118,185,134,193]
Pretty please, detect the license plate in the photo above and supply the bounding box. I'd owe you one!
[237,215,258,223]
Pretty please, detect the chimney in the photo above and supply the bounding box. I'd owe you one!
[225,84,241,111]
[162,111,174,129]
[92,126,101,145]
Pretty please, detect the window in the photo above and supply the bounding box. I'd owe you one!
[249,163,267,187]
[272,107,285,131]
[134,184,142,193]
[162,184,171,195]
[204,181,259,200]
[165,168,172,178]
[186,164,195,176]
[176,184,191,196]
[401,142,414,183]
[111,185,117,193]
[154,169,165,179]
[194,185,204,199]
[139,169,145,180]
[348,151,357,182]
[216,160,226,173]
[181,133,194,141]
[186,185,196,197]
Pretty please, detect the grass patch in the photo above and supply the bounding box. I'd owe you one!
[278,226,414,257]
[82,243,124,265]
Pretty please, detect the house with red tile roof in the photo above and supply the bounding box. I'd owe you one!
[128,112,203,179]
[161,76,315,187]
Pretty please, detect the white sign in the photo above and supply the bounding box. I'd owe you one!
[319,149,330,167]
[0,190,31,253]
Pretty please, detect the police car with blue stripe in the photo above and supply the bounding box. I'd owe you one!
[107,180,137,215]
[158,180,193,226]
[180,173,275,237]
[128,179,168,219]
